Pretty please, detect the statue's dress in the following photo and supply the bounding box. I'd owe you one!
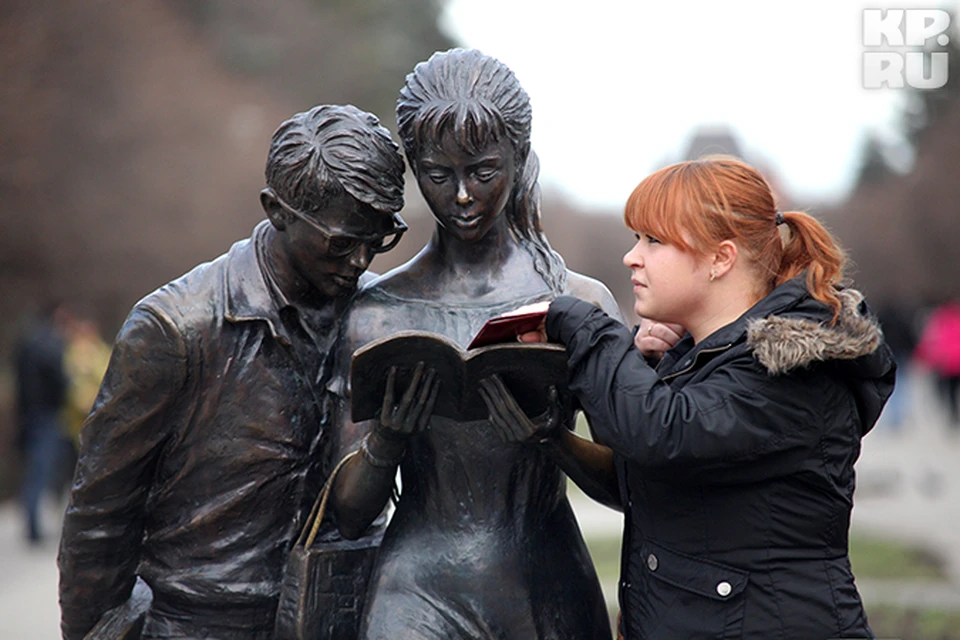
[351,287,611,640]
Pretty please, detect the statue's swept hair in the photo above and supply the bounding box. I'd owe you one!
[266,104,405,215]
[397,48,566,294]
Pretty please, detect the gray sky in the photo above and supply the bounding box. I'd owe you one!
[442,0,959,209]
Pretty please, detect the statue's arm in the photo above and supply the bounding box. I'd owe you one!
[328,306,438,540]
[543,427,621,510]
[57,305,187,640]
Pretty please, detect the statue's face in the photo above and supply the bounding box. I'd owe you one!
[415,131,516,242]
[281,191,397,298]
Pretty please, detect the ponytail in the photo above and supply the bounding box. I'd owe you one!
[776,211,848,321]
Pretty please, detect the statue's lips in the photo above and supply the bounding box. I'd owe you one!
[449,214,482,228]
[331,273,359,288]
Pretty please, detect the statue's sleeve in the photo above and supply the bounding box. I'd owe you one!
[57,304,188,640]
[325,310,373,468]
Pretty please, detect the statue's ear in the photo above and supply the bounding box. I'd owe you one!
[261,188,287,230]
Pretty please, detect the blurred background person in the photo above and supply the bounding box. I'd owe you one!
[875,302,920,431]
[914,299,960,430]
[59,313,112,489]
[14,301,72,545]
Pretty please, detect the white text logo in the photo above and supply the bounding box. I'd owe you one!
[863,9,951,89]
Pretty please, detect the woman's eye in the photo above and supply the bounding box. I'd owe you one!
[474,168,498,182]
[646,235,661,245]
[427,171,447,184]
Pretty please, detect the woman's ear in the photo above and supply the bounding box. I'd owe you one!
[261,188,287,231]
[711,240,738,279]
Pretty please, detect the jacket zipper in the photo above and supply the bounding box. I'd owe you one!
[660,344,732,382]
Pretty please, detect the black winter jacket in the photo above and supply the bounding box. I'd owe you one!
[547,277,895,640]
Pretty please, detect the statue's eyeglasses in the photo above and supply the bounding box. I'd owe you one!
[272,192,407,257]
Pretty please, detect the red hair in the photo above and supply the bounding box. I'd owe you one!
[624,155,847,319]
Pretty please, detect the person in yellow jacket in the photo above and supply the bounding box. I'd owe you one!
[62,316,112,446]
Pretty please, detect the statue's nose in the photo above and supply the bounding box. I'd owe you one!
[456,180,473,205]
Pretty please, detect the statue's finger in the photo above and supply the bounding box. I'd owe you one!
[417,375,441,431]
[486,381,532,441]
[415,369,437,407]
[400,361,426,409]
[489,375,526,421]
[479,382,512,428]
[547,386,560,428]
[479,386,509,440]
[406,370,437,432]
[381,366,397,419]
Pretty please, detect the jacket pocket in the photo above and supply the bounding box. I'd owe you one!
[639,539,749,639]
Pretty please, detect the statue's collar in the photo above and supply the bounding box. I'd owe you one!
[223,220,286,342]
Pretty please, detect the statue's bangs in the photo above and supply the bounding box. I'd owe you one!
[413,101,508,157]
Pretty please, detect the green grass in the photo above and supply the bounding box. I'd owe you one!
[867,605,960,639]
[584,533,622,585]
[849,533,947,581]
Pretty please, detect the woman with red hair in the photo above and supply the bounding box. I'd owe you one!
[483,155,895,638]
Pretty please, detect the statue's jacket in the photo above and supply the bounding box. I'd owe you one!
[58,221,332,639]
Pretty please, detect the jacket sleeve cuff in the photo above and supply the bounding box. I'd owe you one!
[547,295,604,345]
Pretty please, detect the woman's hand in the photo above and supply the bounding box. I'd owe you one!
[505,301,548,343]
[366,362,439,465]
[479,375,562,444]
[517,324,547,343]
[634,319,685,359]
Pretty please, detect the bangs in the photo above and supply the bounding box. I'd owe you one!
[411,100,508,157]
[624,160,731,254]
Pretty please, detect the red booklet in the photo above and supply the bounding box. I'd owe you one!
[467,301,549,349]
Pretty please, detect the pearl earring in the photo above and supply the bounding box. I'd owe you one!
[709,271,717,282]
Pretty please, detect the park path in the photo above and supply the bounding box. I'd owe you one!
[2,371,959,638]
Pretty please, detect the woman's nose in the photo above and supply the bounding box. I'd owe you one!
[623,242,641,268]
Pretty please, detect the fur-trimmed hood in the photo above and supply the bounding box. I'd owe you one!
[746,288,883,375]
[743,282,895,436]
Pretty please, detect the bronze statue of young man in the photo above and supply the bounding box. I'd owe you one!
[57,104,406,640]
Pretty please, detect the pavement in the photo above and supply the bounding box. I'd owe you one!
[1,371,958,638]
[0,497,63,639]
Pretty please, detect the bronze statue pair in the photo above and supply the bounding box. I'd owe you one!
[59,48,618,639]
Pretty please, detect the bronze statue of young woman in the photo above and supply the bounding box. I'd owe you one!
[327,49,620,638]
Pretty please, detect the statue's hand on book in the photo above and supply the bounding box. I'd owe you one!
[366,362,440,464]
[479,374,562,445]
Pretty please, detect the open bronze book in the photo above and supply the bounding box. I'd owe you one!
[350,330,568,423]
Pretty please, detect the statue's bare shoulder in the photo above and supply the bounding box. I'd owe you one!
[340,268,421,353]
[565,270,624,323]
